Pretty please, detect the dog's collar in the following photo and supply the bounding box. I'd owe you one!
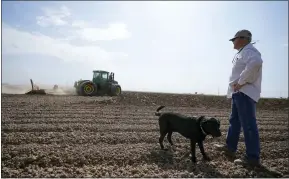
[200,122,207,136]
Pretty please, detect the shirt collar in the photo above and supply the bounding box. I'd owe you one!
[237,43,252,53]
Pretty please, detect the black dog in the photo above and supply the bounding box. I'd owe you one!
[155,105,222,163]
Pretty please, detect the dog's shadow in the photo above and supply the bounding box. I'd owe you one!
[145,146,228,178]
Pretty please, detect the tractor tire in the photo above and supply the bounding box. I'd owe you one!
[79,81,97,96]
[111,85,122,96]
[76,89,81,95]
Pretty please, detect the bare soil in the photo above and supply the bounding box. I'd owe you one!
[1,92,288,178]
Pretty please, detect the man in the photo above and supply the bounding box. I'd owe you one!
[214,29,263,167]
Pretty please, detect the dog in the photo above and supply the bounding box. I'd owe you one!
[155,105,222,163]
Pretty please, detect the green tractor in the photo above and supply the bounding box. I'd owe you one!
[74,70,122,96]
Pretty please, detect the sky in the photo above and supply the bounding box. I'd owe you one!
[1,1,288,97]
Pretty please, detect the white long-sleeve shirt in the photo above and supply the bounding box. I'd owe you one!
[227,43,263,102]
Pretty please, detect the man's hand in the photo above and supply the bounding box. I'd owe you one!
[233,83,245,92]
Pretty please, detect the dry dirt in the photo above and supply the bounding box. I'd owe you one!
[1,91,288,178]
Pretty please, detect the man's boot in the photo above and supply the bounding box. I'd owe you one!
[214,144,236,159]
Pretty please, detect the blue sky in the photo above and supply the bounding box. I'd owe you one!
[2,1,288,97]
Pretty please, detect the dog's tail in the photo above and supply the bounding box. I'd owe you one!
[155,105,165,116]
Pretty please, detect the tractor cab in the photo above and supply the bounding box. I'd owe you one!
[92,70,109,83]
[92,70,116,84]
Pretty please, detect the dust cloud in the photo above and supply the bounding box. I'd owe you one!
[2,83,76,95]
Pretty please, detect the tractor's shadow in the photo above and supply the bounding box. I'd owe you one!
[145,146,227,178]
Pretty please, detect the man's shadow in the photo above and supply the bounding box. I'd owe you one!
[145,146,284,178]
[220,152,283,178]
[241,164,283,178]
[145,146,229,178]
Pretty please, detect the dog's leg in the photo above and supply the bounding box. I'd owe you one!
[159,132,168,151]
[197,140,211,161]
[190,139,197,163]
[167,131,173,146]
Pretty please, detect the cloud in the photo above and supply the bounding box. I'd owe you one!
[36,6,71,27]
[2,5,131,73]
[71,20,90,28]
[77,23,130,41]
[36,6,130,41]
[2,24,128,69]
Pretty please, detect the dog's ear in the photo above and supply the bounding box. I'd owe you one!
[211,117,220,124]
[198,116,206,122]
[210,117,221,127]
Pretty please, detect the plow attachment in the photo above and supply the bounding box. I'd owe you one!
[25,79,46,95]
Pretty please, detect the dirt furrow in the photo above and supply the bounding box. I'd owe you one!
[2,123,288,133]
[2,93,288,178]
[3,108,287,117]
[2,117,288,126]
[2,131,288,145]
[2,142,288,173]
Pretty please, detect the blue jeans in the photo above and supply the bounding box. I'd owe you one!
[226,91,260,161]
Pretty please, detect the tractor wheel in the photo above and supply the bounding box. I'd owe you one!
[111,85,121,96]
[76,89,81,95]
[80,81,97,96]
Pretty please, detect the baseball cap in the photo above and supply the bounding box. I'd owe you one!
[229,29,252,42]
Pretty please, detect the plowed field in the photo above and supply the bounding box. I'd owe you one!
[1,92,288,178]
